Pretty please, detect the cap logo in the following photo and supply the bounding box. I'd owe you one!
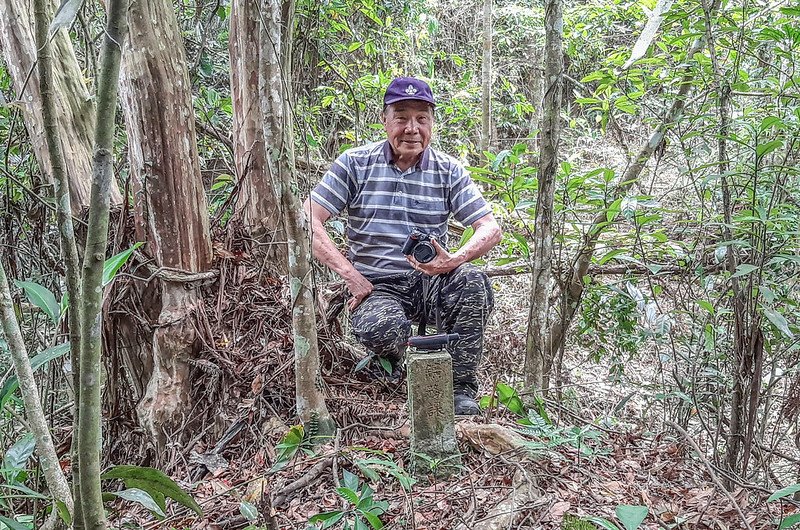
[404,84,419,95]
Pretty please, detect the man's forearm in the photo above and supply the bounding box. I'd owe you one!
[309,219,361,282]
[452,221,502,265]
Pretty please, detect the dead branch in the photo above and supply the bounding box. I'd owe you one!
[273,457,333,507]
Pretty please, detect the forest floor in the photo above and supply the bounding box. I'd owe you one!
[106,262,792,530]
[107,135,796,529]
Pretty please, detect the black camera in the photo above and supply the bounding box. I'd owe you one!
[401,231,437,264]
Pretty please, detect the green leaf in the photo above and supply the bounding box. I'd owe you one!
[764,307,794,339]
[583,516,619,530]
[697,300,714,315]
[0,515,30,530]
[15,280,60,324]
[0,483,50,500]
[756,139,783,159]
[342,469,360,491]
[779,513,800,529]
[361,510,384,529]
[354,461,381,483]
[730,264,758,278]
[103,243,143,286]
[111,488,166,517]
[239,500,259,521]
[271,425,305,471]
[336,487,360,506]
[606,198,623,223]
[0,343,71,410]
[3,433,36,473]
[309,511,345,528]
[768,483,800,502]
[597,249,625,265]
[56,500,72,526]
[354,354,373,373]
[378,357,392,374]
[101,465,202,515]
[616,505,648,530]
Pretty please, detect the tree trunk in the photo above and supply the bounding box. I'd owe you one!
[0,0,122,213]
[524,0,562,395]
[260,0,335,439]
[119,0,213,447]
[479,0,492,155]
[33,0,84,521]
[77,0,128,526]
[229,0,287,269]
[0,262,73,521]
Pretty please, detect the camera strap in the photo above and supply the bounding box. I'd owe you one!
[417,275,443,336]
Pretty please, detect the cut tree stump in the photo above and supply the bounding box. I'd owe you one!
[406,351,461,478]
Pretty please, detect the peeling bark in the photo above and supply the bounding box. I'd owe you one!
[0,0,122,212]
[229,0,287,268]
[119,0,212,446]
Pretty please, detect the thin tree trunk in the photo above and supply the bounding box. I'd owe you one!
[118,0,213,447]
[33,0,84,521]
[261,0,335,439]
[230,0,287,268]
[0,262,73,521]
[76,0,128,526]
[0,0,122,212]
[479,0,492,154]
[524,0,562,395]
[544,1,720,353]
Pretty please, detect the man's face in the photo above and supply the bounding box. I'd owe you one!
[382,100,434,163]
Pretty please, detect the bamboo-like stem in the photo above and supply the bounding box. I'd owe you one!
[0,263,73,516]
[33,0,84,521]
[77,0,128,527]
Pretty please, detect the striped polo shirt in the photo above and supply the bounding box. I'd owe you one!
[311,140,491,276]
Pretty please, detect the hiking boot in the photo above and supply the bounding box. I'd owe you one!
[454,392,480,416]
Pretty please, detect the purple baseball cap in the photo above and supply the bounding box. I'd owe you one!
[383,77,436,107]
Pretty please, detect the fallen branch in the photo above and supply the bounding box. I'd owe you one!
[273,457,333,507]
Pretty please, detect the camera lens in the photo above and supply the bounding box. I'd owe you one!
[413,242,436,264]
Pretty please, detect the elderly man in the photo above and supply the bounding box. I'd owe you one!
[303,77,502,415]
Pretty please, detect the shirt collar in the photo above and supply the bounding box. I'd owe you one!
[382,140,430,171]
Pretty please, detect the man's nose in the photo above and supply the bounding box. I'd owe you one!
[405,120,420,132]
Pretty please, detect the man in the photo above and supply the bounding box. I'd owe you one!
[303,77,502,415]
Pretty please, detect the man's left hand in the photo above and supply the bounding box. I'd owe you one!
[406,239,464,276]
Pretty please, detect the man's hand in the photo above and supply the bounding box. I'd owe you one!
[346,270,374,310]
[406,239,464,276]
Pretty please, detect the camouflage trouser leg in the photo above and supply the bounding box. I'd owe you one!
[435,265,494,397]
[350,266,493,395]
[350,273,418,365]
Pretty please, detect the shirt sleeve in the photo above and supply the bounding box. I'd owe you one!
[449,162,491,225]
[310,152,355,216]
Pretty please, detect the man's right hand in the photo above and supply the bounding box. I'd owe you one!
[346,271,373,311]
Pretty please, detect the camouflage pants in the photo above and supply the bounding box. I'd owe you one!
[350,264,494,396]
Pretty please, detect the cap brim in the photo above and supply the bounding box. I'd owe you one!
[384,96,436,107]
